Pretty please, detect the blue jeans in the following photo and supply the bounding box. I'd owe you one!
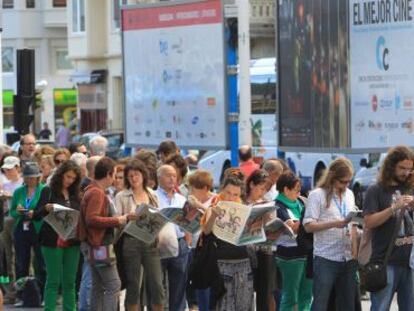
[196,288,211,311]
[79,256,91,311]
[370,265,414,311]
[162,238,190,311]
[311,256,358,311]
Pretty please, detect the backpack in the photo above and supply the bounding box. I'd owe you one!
[22,277,42,307]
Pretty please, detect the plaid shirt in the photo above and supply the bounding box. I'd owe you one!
[303,188,356,262]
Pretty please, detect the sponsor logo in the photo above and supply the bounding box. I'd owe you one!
[379,98,393,110]
[401,118,413,133]
[191,116,199,125]
[145,131,151,137]
[368,120,382,130]
[199,132,207,139]
[384,122,399,130]
[355,120,365,131]
[376,36,389,71]
[372,95,378,112]
[404,97,413,110]
[207,97,216,106]
[395,93,401,111]
[165,131,172,138]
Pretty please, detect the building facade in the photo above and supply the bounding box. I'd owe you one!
[1,0,75,138]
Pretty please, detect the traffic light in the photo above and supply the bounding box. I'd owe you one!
[13,49,35,135]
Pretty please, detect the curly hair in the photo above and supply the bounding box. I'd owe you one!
[378,145,414,191]
[49,160,82,201]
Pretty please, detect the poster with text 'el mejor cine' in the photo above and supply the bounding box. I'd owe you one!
[121,0,227,149]
[350,0,414,148]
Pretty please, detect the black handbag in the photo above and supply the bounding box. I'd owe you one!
[364,211,403,292]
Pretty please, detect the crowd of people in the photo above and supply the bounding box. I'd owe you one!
[0,135,412,311]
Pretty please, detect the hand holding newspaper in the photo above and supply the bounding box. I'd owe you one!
[212,201,281,246]
[44,204,80,240]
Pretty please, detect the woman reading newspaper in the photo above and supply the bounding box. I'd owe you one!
[114,159,164,311]
[39,160,82,311]
[275,172,313,311]
[244,169,278,311]
[201,175,253,311]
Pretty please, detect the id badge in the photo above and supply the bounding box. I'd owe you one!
[23,221,30,231]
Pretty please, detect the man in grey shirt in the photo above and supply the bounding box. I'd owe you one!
[363,145,414,311]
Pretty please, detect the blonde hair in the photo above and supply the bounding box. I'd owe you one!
[317,157,353,208]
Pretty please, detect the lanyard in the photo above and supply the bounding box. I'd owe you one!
[25,194,34,210]
[332,196,347,218]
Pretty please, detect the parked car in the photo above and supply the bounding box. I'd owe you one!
[352,153,386,209]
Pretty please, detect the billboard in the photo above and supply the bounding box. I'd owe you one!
[350,0,414,149]
[122,0,228,149]
[278,0,350,150]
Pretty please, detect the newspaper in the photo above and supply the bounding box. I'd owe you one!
[123,204,168,244]
[158,200,204,234]
[122,200,204,243]
[212,201,252,245]
[238,202,278,246]
[43,204,80,240]
[261,218,295,246]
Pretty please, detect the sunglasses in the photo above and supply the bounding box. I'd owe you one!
[337,179,351,185]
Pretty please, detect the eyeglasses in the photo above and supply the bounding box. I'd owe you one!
[337,179,351,185]
[54,159,64,165]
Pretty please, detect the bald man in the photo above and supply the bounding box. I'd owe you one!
[156,165,189,311]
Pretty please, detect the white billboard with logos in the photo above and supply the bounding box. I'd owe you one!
[122,0,227,149]
[350,0,414,149]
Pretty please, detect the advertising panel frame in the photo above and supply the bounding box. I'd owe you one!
[121,0,229,150]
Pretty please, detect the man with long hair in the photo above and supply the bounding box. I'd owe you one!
[363,145,414,311]
[303,157,359,311]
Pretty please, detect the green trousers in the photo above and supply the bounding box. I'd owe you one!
[276,257,313,311]
[41,245,80,311]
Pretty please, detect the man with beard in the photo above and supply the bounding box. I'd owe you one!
[364,146,414,311]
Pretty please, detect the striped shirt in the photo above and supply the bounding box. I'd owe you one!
[303,188,356,262]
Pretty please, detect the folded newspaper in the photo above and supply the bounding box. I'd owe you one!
[44,204,80,240]
[122,200,205,244]
[212,201,282,246]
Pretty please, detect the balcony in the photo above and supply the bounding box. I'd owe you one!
[250,0,275,38]
[43,7,67,28]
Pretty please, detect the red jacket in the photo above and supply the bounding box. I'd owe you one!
[77,181,120,246]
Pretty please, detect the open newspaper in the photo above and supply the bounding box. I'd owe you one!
[122,200,205,244]
[261,218,295,246]
[44,204,80,240]
[212,201,280,246]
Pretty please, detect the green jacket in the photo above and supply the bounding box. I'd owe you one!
[10,183,49,233]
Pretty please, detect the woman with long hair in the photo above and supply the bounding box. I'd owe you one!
[39,160,82,311]
[244,169,279,311]
[115,159,164,311]
[303,157,359,311]
[202,175,253,311]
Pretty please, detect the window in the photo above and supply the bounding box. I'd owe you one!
[72,0,85,33]
[113,0,127,29]
[2,0,13,8]
[2,47,14,73]
[56,50,73,71]
[53,0,66,7]
[26,0,35,8]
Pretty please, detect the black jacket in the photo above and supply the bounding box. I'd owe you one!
[38,188,80,247]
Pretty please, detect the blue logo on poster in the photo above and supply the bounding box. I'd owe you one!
[376,36,389,71]
[395,93,401,111]
[191,116,199,125]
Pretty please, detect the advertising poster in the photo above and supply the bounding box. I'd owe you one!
[350,0,414,148]
[278,0,350,149]
[122,0,227,149]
